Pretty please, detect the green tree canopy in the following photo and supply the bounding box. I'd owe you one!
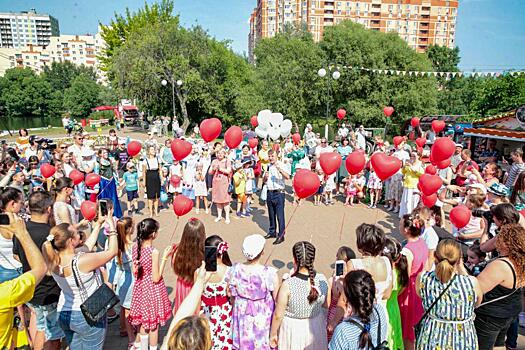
[63,74,104,118]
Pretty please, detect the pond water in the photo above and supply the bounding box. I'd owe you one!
[1,117,63,131]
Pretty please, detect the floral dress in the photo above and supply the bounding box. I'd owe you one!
[201,269,233,350]
[226,263,277,350]
[417,271,477,349]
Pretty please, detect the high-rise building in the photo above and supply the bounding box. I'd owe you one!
[0,9,59,48]
[248,0,458,62]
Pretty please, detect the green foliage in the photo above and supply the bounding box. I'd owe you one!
[42,61,97,91]
[88,110,114,120]
[63,74,104,119]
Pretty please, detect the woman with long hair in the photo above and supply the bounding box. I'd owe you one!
[329,270,388,349]
[52,177,87,228]
[43,212,117,349]
[475,224,525,350]
[200,235,233,349]
[172,218,206,315]
[208,149,232,224]
[0,188,24,283]
[142,145,163,217]
[270,241,329,349]
[416,239,482,349]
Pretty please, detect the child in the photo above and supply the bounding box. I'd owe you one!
[344,175,357,206]
[244,160,255,214]
[416,206,439,268]
[324,172,336,205]
[160,167,170,210]
[194,162,209,214]
[326,246,356,342]
[367,164,383,209]
[233,161,248,217]
[354,170,366,204]
[465,242,487,276]
[168,159,184,196]
[314,168,325,206]
[121,162,139,215]
[454,194,486,246]
[382,236,408,350]
[129,218,174,350]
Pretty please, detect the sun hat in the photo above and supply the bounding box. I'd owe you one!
[467,183,487,196]
[455,143,464,148]
[242,234,266,261]
[487,183,510,197]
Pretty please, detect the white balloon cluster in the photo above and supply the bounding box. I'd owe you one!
[254,109,293,141]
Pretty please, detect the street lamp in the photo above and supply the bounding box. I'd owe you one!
[161,78,179,120]
[318,65,341,138]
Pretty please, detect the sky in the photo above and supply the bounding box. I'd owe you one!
[0,0,524,72]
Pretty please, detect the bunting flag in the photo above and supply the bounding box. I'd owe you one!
[340,65,525,78]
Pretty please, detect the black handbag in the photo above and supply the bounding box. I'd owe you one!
[414,274,457,346]
[346,307,389,350]
[72,254,120,326]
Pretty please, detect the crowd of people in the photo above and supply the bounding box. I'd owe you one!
[0,122,525,350]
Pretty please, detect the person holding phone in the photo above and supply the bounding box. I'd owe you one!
[0,187,24,283]
[201,235,233,350]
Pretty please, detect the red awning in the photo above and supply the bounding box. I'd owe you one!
[122,105,138,110]
[92,105,116,111]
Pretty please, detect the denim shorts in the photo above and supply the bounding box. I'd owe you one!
[27,302,65,341]
[58,310,106,350]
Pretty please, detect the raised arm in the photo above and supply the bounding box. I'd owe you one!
[78,216,118,273]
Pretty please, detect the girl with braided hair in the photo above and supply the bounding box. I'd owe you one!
[329,270,388,350]
[269,241,329,349]
[129,218,174,350]
[398,213,428,350]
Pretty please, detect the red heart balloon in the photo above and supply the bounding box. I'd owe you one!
[80,201,97,221]
[422,193,438,208]
[345,151,366,175]
[292,133,301,145]
[418,174,443,196]
[431,137,455,162]
[200,118,222,142]
[415,137,426,148]
[425,165,437,175]
[224,126,243,149]
[435,158,451,169]
[411,117,420,128]
[383,106,394,117]
[173,195,193,217]
[69,169,84,185]
[393,136,404,147]
[409,131,415,141]
[85,173,101,187]
[293,169,320,199]
[40,163,56,179]
[337,109,346,120]
[171,138,192,161]
[272,143,280,152]
[319,152,342,175]
[450,205,472,229]
[250,115,258,128]
[127,141,142,157]
[248,138,258,149]
[370,153,401,181]
[170,175,181,188]
[431,120,446,133]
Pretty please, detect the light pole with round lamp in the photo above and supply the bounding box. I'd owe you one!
[318,66,340,139]
[161,78,181,120]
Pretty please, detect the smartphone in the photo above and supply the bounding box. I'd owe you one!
[335,260,345,277]
[204,246,218,272]
[99,200,108,216]
[0,213,10,225]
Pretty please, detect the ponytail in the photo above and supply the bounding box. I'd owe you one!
[50,177,73,200]
[434,239,461,284]
[116,217,133,266]
[42,223,74,273]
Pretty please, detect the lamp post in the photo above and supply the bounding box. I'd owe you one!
[318,66,340,139]
[161,78,183,119]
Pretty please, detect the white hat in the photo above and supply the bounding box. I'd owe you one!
[81,148,95,157]
[455,143,464,148]
[306,123,312,129]
[467,183,487,195]
[242,234,266,261]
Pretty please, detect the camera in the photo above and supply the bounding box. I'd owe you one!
[472,209,493,222]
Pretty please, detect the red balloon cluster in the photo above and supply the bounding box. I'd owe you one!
[425,165,437,175]
[292,133,301,145]
[127,141,142,157]
[345,151,366,175]
[370,153,401,181]
[85,173,101,188]
[40,164,56,179]
[248,138,258,149]
[225,126,242,149]
[411,117,420,128]
[418,174,443,196]
[337,109,347,120]
[415,137,427,149]
[422,193,438,208]
[250,115,258,128]
[200,118,222,142]
[293,170,320,199]
[173,195,193,217]
[80,201,97,221]
[319,152,342,176]
[383,106,394,117]
[431,120,446,133]
[171,138,192,161]
[170,175,181,188]
[69,169,84,185]
[450,205,472,229]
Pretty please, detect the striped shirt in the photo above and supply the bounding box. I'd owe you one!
[505,162,525,188]
[329,305,387,350]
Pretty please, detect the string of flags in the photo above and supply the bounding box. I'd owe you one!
[339,65,525,78]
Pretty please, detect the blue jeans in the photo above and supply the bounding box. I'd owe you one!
[505,317,518,349]
[28,302,64,341]
[267,191,285,237]
[58,310,106,350]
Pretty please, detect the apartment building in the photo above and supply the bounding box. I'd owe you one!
[0,9,59,48]
[0,31,107,84]
[249,0,459,61]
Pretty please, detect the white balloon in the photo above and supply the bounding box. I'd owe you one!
[268,128,280,141]
[257,110,272,128]
[255,126,268,139]
[280,119,293,138]
[268,113,284,129]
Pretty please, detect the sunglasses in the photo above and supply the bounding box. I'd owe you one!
[60,146,67,149]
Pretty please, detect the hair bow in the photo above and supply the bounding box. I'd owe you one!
[363,323,371,332]
[218,241,229,255]
[188,217,198,222]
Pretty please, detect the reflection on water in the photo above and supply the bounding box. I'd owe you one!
[1,117,63,131]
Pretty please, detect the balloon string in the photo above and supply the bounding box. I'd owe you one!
[168,219,180,243]
[338,212,346,241]
[264,204,299,265]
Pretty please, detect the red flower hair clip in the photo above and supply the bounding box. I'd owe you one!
[218,241,229,255]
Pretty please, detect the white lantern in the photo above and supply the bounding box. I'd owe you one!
[317,68,327,78]
[332,70,341,80]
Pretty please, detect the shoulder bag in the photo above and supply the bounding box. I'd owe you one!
[72,254,120,326]
[346,306,389,350]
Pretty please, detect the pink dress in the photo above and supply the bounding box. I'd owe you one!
[211,159,231,204]
[398,238,428,342]
[128,244,172,330]
[172,277,193,315]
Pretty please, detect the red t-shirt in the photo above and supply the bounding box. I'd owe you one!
[455,160,479,186]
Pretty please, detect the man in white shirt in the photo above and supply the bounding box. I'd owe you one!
[264,150,290,245]
[314,137,333,159]
[304,124,317,156]
[338,123,349,139]
[67,133,89,171]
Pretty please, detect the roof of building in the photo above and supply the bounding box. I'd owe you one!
[463,127,525,142]
[472,110,516,125]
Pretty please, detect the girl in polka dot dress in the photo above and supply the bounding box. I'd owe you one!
[129,218,174,350]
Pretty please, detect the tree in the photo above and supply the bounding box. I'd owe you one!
[470,75,525,117]
[41,61,97,91]
[63,74,103,118]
